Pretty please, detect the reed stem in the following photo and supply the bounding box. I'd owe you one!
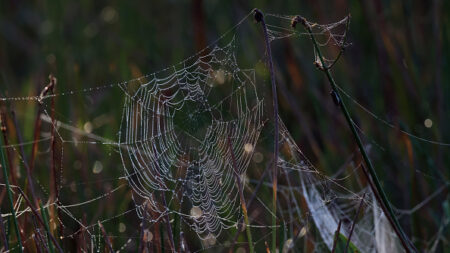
[18,188,63,252]
[254,9,279,253]
[0,116,23,252]
[227,135,254,253]
[40,202,55,253]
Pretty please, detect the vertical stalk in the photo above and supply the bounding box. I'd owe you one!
[345,193,366,253]
[18,188,63,253]
[40,202,55,253]
[180,232,190,253]
[159,220,165,253]
[331,220,342,253]
[254,9,279,253]
[99,222,115,253]
[227,159,272,253]
[11,109,38,207]
[0,203,9,251]
[293,15,416,252]
[226,135,254,253]
[0,116,23,252]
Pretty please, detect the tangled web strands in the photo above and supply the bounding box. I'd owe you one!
[278,121,402,252]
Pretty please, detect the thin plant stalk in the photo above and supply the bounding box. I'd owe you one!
[153,208,162,253]
[154,160,175,252]
[345,192,366,253]
[254,9,279,253]
[227,158,272,253]
[1,114,17,187]
[11,109,38,207]
[17,188,63,253]
[99,222,115,253]
[40,202,55,253]
[331,220,342,253]
[0,206,9,251]
[138,207,148,252]
[159,219,165,253]
[293,15,416,252]
[180,231,190,253]
[0,116,23,252]
[81,214,88,252]
[227,135,254,253]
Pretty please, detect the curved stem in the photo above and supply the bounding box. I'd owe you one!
[254,8,280,253]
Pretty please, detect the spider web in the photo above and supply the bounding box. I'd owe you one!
[118,39,264,239]
[0,10,446,252]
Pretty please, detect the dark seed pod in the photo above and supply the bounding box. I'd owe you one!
[253,9,263,23]
[291,17,299,28]
[330,90,341,106]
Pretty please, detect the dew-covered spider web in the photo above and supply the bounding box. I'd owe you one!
[118,40,264,239]
[1,10,448,253]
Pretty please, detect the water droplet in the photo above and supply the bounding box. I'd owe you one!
[84,122,93,133]
[46,54,56,64]
[282,238,294,253]
[298,226,307,238]
[252,152,264,163]
[101,6,118,23]
[74,160,82,170]
[244,143,254,153]
[190,206,203,219]
[119,222,126,233]
[143,229,153,242]
[40,20,53,35]
[92,161,103,174]
[203,233,216,246]
[70,181,77,192]
[424,118,433,128]
[215,69,226,85]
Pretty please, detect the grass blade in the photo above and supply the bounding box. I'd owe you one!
[40,202,55,253]
[331,220,342,253]
[99,221,115,252]
[0,115,23,252]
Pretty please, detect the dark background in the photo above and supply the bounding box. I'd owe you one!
[0,0,449,251]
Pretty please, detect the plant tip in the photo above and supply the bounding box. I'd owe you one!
[253,9,263,23]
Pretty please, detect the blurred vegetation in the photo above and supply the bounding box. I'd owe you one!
[0,0,449,252]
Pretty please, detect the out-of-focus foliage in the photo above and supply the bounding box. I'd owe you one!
[0,0,449,252]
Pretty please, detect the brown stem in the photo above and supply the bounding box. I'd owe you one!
[99,222,115,253]
[226,135,254,253]
[0,112,17,186]
[345,192,366,253]
[331,220,342,253]
[227,158,272,252]
[17,188,63,253]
